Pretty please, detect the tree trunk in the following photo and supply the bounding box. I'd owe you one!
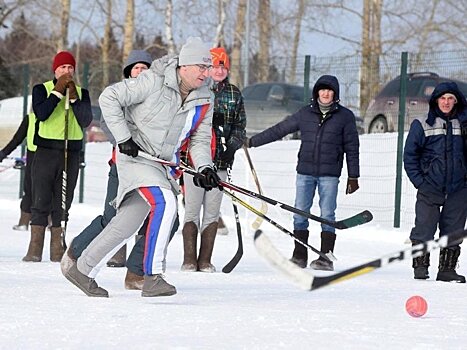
[57,0,70,51]
[165,0,175,54]
[257,0,271,82]
[102,0,112,89]
[122,0,135,63]
[288,0,305,84]
[213,0,227,47]
[360,0,371,115]
[230,0,246,87]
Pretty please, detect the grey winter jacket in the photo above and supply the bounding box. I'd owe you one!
[99,55,214,206]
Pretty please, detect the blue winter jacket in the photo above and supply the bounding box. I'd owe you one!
[249,75,360,178]
[404,82,467,194]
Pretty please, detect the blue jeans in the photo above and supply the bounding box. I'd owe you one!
[293,174,339,233]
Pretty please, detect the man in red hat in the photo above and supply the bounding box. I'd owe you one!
[22,51,92,263]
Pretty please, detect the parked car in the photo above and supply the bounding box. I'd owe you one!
[86,105,108,142]
[364,72,467,133]
[242,82,364,137]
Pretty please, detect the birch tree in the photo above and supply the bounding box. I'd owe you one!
[122,0,134,63]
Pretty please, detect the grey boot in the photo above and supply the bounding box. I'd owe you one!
[310,231,336,271]
[22,225,45,262]
[64,263,109,297]
[198,222,218,272]
[12,211,31,231]
[50,227,65,262]
[290,230,309,268]
[107,245,127,267]
[181,222,198,272]
[60,245,76,276]
[436,247,466,283]
[141,274,177,297]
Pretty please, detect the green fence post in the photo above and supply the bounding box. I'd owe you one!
[394,52,408,228]
[19,64,30,198]
[79,62,90,203]
[304,55,311,103]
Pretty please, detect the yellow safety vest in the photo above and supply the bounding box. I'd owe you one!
[37,80,83,141]
[26,112,37,152]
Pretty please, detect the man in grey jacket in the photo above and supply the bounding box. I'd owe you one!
[64,37,221,298]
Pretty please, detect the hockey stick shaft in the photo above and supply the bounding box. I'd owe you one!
[222,167,244,273]
[243,146,267,230]
[61,88,70,249]
[138,153,372,230]
[254,229,467,291]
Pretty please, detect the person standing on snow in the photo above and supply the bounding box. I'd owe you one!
[180,47,246,273]
[245,75,360,271]
[23,51,92,263]
[404,81,467,283]
[63,37,221,298]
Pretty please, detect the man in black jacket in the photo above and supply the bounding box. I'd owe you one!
[245,75,360,271]
[23,51,92,263]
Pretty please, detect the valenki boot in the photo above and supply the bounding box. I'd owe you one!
[310,231,336,271]
[50,227,65,262]
[22,225,45,262]
[436,247,466,283]
[198,222,218,272]
[12,211,32,231]
[290,230,309,268]
[181,222,198,271]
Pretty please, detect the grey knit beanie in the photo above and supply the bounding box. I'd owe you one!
[123,50,152,78]
[178,37,212,67]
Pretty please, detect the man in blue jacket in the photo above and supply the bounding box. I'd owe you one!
[246,75,360,271]
[404,81,467,283]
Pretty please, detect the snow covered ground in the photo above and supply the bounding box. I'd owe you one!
[0,137,466,350]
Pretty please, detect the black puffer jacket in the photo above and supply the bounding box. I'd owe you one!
[249,75,360,178]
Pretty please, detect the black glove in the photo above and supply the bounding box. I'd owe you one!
[193,167,221,191]
[118,138,140,157]
[0,150,6,162]
[220,147,235,165]
[346,178,359,194]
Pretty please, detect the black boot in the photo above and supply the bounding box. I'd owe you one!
[310,231,336,271]
[411,240,430,279]
[436,247,466,283]
[290,230,309,268]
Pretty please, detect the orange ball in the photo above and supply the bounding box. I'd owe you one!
[405,295,428,317]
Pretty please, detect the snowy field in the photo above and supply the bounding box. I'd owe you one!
[0,137,466,350]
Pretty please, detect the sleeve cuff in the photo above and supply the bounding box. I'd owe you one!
[50,91,64,99]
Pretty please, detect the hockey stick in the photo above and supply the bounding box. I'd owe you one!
[243,145,267,230]
[138,152,334,262]
[221,166,244,273]
[61,88,70,250]
[254,228,467,291]
[223,189,335,263]
[137,153,372,230]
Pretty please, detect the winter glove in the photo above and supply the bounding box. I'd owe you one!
[118,138,140,158]
[68,80,79,100]
[220,147,236,165]
[0,150,6,162]
[346,178,359,194]
[193,167,222,191]
[53,73,73,95]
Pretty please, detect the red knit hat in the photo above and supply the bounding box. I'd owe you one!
[210,47,230,70]
[52,51,76,72]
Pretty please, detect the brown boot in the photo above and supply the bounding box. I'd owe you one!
[107,245,127,267]
[12,211,32,231]
[181,222,198,271]
[124,269,144,290]
[198,222,217,272]
[50,227,65,262]
[22,225,45,262]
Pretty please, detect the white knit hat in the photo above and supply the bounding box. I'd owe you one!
[442,93,457,103]
[178,37,212,66]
